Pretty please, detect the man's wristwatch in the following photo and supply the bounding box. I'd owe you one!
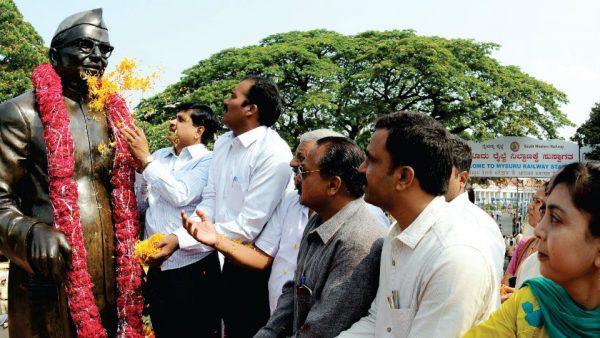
[141,155,154,170]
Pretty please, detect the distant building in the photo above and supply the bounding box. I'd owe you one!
[471,179,542,224]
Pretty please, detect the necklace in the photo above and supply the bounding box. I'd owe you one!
[527,238,540,256]
[32,63,144,338]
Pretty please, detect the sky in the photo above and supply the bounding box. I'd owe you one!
[13,0,600,139]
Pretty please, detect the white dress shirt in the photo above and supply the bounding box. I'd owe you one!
[338,196,496,338]
[135,143,212,270]
[450,192,505,291]
[176,126,293,250]
[254,191,309,313]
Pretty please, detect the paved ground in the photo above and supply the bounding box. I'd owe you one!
[483,210,514,237]
[498,211,515,237]
[496,210,523,271]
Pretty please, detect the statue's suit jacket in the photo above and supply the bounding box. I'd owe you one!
[0,90,117,337]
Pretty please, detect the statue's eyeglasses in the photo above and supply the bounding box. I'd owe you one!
[58,38,114,58]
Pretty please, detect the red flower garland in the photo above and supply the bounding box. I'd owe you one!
[32,63,144,338]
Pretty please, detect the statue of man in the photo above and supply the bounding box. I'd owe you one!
[0,9,120,337]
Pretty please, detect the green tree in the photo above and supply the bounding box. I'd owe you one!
[572,102,600,160]
[137,30,571,147]
[136,119,170,152]
[0,0,48,103]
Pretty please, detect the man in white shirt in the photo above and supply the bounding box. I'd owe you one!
[180,76,294,337]
[445,135,505,307]
[338,112,496,338]
[123,103,220,337]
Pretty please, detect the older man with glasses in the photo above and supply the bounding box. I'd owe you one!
[250,136,386,338]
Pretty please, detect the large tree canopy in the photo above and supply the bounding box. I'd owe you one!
[573,102,600,160]
[137,29,571,147]
[0,0,48,102]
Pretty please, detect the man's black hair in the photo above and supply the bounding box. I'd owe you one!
[467,187,475,203]
[315,136,366,198]
[450,135,473,174]
[374,111,453,196]
[242,75,283,127]
[175,103,219,144]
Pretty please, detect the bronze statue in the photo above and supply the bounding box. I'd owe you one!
[0,9,119,337]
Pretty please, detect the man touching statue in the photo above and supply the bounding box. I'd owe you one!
[0,9,142,337]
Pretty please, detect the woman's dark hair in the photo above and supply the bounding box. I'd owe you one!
[315,136,366,198]
[548,161,600,237]
[175,103,219,144]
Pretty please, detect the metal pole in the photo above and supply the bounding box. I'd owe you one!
[516,178,520,236]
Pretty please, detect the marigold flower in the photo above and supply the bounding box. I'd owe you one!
[86,58,157,115]
[134,233,166,264]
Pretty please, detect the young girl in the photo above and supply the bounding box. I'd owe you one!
[464,161,600,337]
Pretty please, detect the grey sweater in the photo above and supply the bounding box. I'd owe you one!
[254,198,386,338]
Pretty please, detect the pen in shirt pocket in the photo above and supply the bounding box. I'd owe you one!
[299,275,313,296]
[387,295,394,309]
[388,290,400,309]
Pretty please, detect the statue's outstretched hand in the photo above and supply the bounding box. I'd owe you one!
[28,224,73,281]
[181,209,218,246]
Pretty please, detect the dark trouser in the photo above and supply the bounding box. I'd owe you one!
[146,252,221,338]
[222,259,271,338]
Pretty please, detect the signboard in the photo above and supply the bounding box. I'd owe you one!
[468,136,580,178]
